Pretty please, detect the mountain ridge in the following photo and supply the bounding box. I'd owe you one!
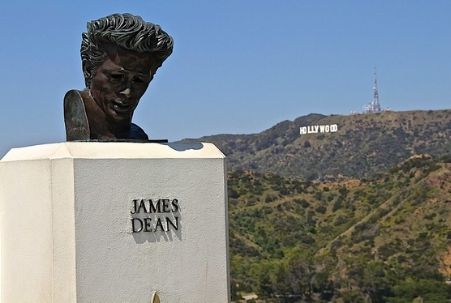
[180,109,451,179]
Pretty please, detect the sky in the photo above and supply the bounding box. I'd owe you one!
[0,0,450,156]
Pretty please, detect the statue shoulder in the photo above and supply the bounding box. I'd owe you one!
[64,89,90,141]
[129,123,149,140]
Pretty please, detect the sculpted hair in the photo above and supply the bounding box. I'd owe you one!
[81,13,173,87]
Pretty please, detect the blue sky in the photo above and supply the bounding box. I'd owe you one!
[1,1,450,156]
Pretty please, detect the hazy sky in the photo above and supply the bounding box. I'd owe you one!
[1,1,450,156]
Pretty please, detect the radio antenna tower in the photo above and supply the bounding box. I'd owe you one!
[364,68,382,113]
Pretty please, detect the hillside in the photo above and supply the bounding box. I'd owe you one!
[228,155,451,302]
[179,108,451,301]
[182,109,451,179]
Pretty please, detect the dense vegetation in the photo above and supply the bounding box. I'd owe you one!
[228,155,451,302]
[183,110,451,180]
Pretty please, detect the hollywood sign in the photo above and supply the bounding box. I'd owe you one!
[300,124,338,135]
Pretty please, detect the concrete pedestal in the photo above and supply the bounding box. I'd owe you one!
[0,142,229,303]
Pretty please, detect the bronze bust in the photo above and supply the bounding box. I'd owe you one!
[64,13,173,141]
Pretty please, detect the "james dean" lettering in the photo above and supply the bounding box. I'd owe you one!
[130,199,180,233]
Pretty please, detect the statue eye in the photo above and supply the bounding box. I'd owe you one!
[109,73,125,81]
[133,76,146,84]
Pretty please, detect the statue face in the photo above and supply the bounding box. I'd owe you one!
[90,47,155,122]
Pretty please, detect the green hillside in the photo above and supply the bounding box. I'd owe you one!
[183,110,451,179]
[228,155,451,302]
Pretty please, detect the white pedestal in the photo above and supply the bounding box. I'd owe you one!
[0,142,230,303]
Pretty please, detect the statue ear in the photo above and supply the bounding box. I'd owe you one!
[81,33,93,88]
[82,65,92,88]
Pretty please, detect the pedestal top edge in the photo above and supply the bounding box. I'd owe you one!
[1,142,225,162]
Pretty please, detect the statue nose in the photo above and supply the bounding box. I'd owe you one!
[120,88,131,96]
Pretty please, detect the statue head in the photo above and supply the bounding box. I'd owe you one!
[81,13,173,88]
[79,13,173,124]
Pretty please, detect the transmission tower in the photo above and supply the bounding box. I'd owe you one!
[364,68,382,113]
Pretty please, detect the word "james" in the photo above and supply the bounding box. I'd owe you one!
[130,198,179,214]
[300,124,338,135]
